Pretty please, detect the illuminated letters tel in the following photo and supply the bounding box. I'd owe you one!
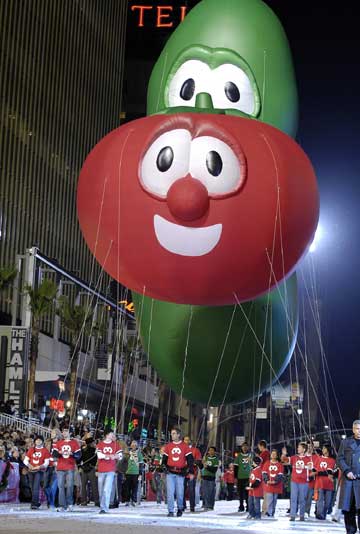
[131,5,187,28]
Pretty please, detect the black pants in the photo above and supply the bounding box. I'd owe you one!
[227,483,234,501]
[184,477,196,511]
[344,491,360,534]
[237,478,249,510]
[125,474,138,503]
[80,468,99,505]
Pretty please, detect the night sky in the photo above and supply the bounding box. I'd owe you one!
[125,1,360,427]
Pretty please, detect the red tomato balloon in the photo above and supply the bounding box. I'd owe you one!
[77,114,318,305]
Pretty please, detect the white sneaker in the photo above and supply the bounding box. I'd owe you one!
[67,505,74,512]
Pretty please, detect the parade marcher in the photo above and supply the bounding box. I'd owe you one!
[183,436,202,512]
[79,437,99,506]
[151,447,165,505]
[314,443,337,520]
[162,427,194,517]
[246,456,263,520]
[124,440,144,506]
[223,463,235,501]
[52,427,81,512]
[43,438,58,510]
[234,441,252,512]
[96,428,122,514]
[286,442,310,522]
[337,419,360,534]
[201,446,219,511]
[24,435,51,509]
[304,442,317,517]
[262,449,284,517]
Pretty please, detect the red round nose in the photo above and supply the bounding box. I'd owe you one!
[167,176,209,221]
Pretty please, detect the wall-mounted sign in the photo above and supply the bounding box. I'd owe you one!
[0,326,29,413]
[130,4,188,27]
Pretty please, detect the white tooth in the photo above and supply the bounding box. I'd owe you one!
[154,215,222,257]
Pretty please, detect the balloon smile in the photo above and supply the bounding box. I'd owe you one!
[154,214,222,256]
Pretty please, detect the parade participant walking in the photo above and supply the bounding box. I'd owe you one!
[246,456,263,520]
[201,446,219,511]
[337,419,360,534]
[262,449,284,517]
[162,427,194,517]
[183,436,202,512]
[43,438,58,511]
[79,437,99,506]
[286,442,310,521]
[124,440,144,506]
[223,463,235,501]
[96,428,122,514]
[234,441,252,512]
[24,435,51,510]
[314,443,336,520]
[52,427,81,512]
[304,442,317,516]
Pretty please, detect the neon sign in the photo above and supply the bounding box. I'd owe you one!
[131,5,188,28]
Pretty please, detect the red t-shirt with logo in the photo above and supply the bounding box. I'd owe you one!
[96,440,122,473]
[25,446,51,469]
[260,449,270,464]
[53,439,81,471]
[248,466,263,498]
[163,441,192,469]
[314,456,336,490]
[290,454,311,484]
[223,469,235,484]
[262,460,284,494]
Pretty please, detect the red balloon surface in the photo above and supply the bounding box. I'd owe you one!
[77,113,319,305]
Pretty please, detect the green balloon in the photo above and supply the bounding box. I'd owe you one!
[135,0,301,404]
[133,275,298,405]
[147,0,298,137]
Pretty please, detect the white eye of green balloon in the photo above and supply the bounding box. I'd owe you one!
[189,136,243,196]
[211,64,255,115]
[167,60,211,107]
[141,129,191,197]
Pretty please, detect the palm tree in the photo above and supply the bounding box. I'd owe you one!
[24,278,57,410]
[56,296,93,417]
[0,266,17,292]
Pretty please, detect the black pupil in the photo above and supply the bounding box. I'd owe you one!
[180,78,195,101]
[224,81,240,103]
[156,146,174,172]
[206,151,223,177]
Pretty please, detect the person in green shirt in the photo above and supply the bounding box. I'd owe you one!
[124,440,144,506]
[201,446,219,511]
[234,441,252,512]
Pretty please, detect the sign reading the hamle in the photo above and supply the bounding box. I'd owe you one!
[0,326,29,412]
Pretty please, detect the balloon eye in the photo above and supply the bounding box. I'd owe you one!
[206,151,223,177]
[156,146,174,172]
[180,78,195,101]
[224,81,240,103]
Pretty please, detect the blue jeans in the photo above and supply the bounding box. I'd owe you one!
[57,470,74,508]
[290,481,308,518]
[248,495,261,518]
[98,471,115,512]
[265,492,278,516]
[305,486,314,514]
[317,488,333,519]
[44,467,58,507]
[166,473,184,513]
[28,471,44,506]
[202,478,216,509]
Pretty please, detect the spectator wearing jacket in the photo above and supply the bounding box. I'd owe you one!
[337,420,360,534]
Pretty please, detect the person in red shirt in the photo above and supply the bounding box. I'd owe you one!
[162,427,194,517]
[52,427,81,511]
[262,449,284,517]
[96,427,122,514]
[285,442,312,521]
[246,456,263,519]
[183,436,202,512]
[223,463,235,501]
[24,435,51,509]
[314,444,337,520]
